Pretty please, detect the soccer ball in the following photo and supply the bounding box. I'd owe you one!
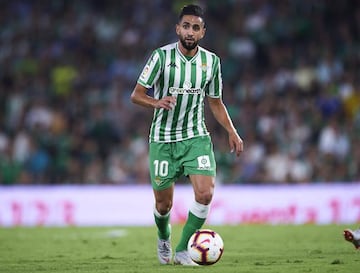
[187,229,224,265]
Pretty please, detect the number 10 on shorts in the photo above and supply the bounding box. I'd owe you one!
[153,160,169,177]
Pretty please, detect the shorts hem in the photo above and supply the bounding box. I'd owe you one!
[152,181,175,191]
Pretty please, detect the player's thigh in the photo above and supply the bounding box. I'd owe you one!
[149,142,179,191]
[189,174,215,205]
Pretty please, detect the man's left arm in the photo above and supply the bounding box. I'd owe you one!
[207,97,244,156]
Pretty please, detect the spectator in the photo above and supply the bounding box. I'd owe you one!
[0,0,359,184]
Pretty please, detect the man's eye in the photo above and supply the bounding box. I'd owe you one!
[183,24,190,29]
[193,25,200,31]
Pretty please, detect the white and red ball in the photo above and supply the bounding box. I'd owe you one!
[187,229,224,265]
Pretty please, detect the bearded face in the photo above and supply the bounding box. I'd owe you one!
[176,15,206,53]
[179,34,198,50]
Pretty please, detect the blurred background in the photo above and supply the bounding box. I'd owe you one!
[0,0,359,185]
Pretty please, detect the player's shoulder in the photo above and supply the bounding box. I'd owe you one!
[151,42,176,61]
[198,46,220,60]
[198,46,218,56]
[158,42,177,52]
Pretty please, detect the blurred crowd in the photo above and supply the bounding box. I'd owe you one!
[0,0,359,185]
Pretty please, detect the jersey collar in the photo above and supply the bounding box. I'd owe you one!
[176,42,199,63]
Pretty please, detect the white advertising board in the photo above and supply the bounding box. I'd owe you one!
[0,184,359,226]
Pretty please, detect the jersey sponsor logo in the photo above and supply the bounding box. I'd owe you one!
[197,155,211,170]
[169,87,202,95]
[169,81,202,95]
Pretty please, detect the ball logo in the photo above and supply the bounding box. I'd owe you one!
[199,238,211,244]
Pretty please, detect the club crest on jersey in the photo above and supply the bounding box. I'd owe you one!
[200,63,208,72]
[154,176,164,186]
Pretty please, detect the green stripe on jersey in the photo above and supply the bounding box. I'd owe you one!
[137,42,223,143]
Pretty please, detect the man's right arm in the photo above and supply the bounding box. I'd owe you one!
[130,83,176,110]
[130,83,158,108]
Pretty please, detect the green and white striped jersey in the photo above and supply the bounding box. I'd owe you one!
[137,42,223,143]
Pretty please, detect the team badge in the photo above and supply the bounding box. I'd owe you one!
[200,63,208,72]
[197,155,211,170]
[154,176,164,186]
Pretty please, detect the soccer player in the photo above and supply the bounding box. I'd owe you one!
[130,4,243,265]
[344,228,360,249]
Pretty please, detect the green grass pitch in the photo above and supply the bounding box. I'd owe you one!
[0,225,358,273]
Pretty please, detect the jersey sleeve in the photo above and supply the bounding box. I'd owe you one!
[206,55,223,98]
[137,49,162,89]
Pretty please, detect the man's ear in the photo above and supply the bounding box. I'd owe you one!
[175,24,180,36]
[201,27,206,39]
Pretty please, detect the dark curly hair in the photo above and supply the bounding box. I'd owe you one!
[178,4,205,22]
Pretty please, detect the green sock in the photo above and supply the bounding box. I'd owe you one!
[175,211,205,252]
[154,212,171,240]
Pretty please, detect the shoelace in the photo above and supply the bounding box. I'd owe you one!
[159,241,171,255]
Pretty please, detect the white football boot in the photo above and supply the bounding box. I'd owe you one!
[173,250,198,266]
[343,228,360,249]
[157,238,172,264]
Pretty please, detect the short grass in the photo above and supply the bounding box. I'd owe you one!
[0,225,358,273]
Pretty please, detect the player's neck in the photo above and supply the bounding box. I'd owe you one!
[178,42,198,57]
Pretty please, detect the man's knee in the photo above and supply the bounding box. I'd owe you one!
[156,200,173,215]
[195,191,213,205]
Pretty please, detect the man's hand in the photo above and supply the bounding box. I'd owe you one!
[229,131,244,157]
[155,96,177,110]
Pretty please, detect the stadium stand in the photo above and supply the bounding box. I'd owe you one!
[0,0,359,184]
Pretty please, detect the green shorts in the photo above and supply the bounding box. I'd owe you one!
[149,135,216,191]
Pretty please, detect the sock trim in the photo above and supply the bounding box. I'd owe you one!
[153,205,171,218]
[190,201,209,219]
